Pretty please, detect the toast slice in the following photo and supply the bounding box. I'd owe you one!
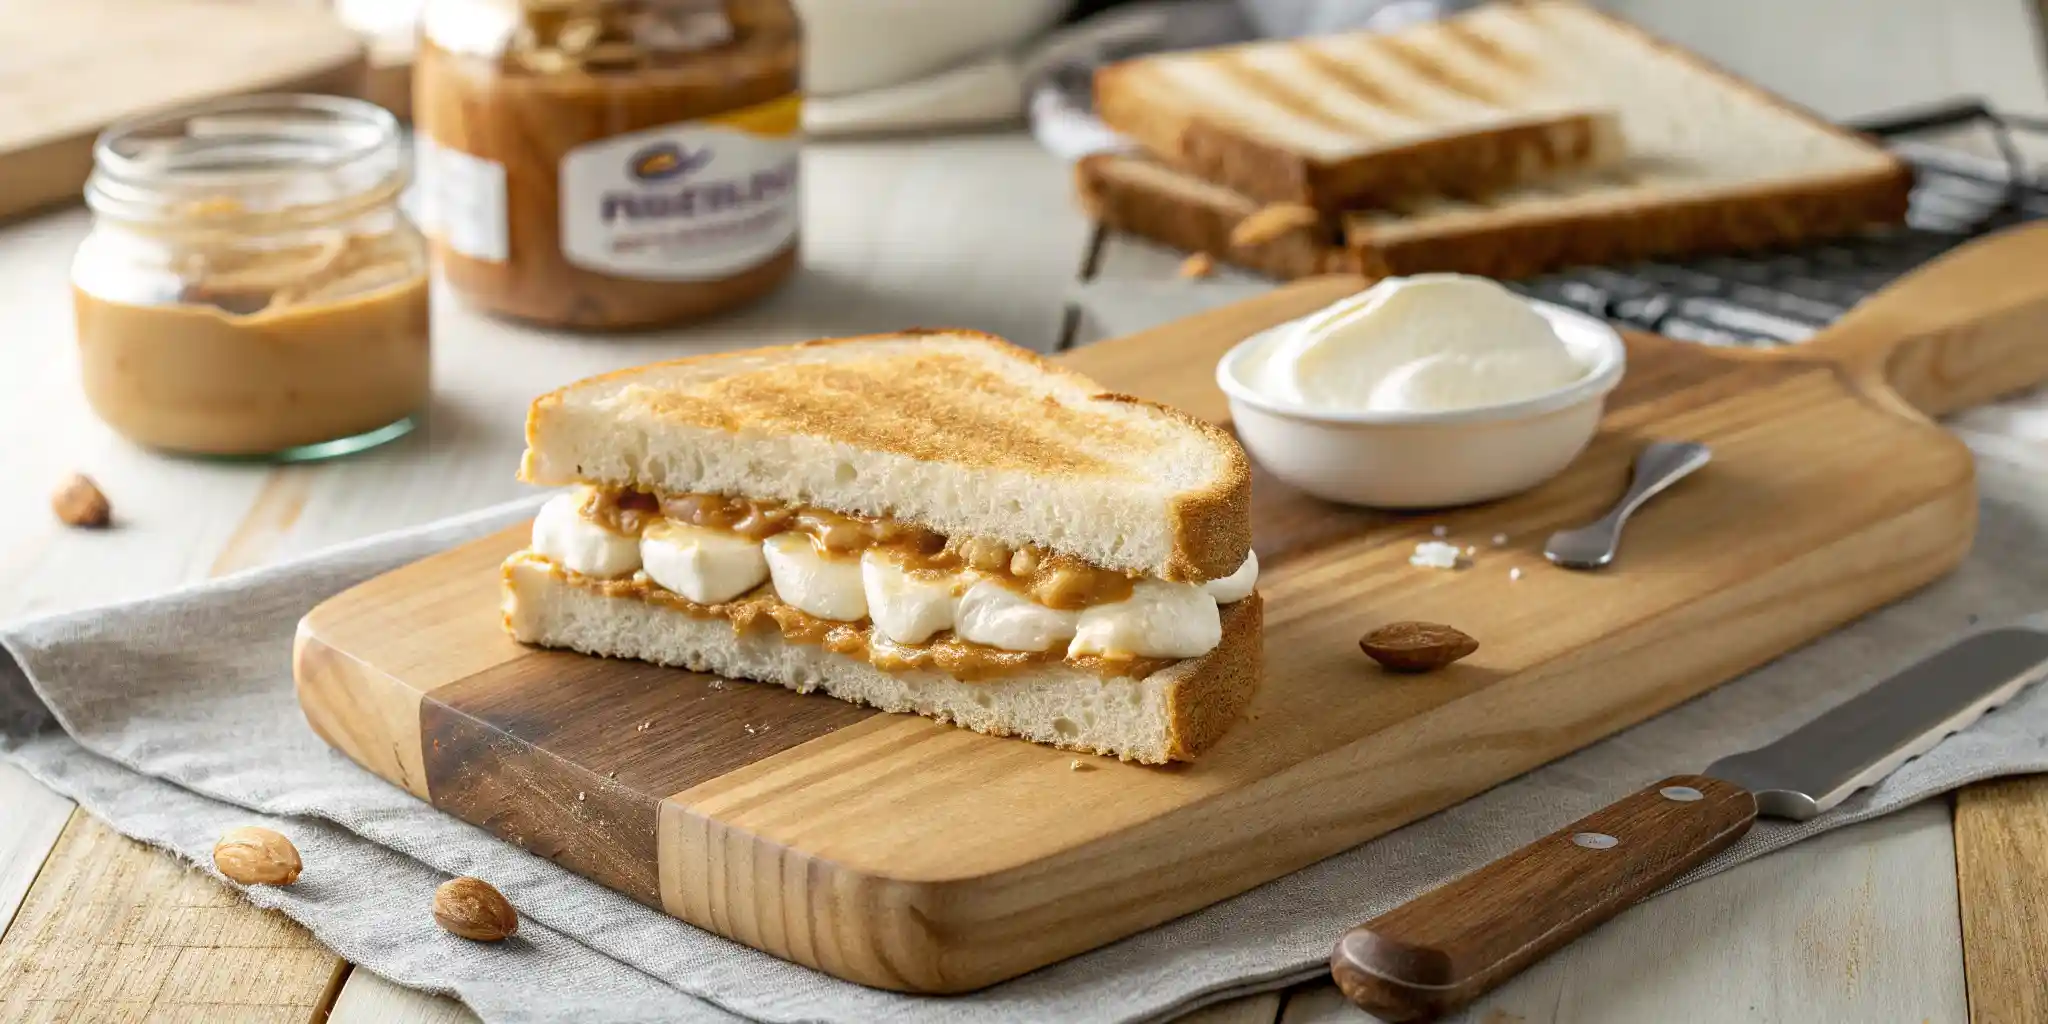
[504,556,1262,764]
[519,330,1251,581]
[1076,153,1357,279]
[1079,3,1911,281]
[1093,3,1627,212]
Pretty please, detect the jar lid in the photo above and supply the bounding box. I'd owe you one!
[423,0,753,70]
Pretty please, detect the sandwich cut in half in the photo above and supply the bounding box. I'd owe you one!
[502,330,1262,763]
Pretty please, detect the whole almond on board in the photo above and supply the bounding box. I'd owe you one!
[1229,204,1320,249]
[213,827,302,885]
[1360,622,1479,673]
[51,473,111,528]
[435,876,520,941]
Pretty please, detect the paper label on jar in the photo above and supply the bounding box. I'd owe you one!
[557,94,802,281]
[418,135,510,263]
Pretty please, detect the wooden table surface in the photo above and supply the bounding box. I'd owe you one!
[0,130,2044,1024]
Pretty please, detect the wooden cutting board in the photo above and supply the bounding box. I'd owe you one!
[295,224,2048,994]
[0,0,367,221]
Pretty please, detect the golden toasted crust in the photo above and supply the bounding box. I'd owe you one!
[1093,393,1252,581]
[1083,2,1912,280]
[1161,593,1262,761]
[1178,111,1624,214]
[520,329,1254,581]
[1091,6,1626,212]
[1082,146,1910,282]
[1346,166,1912,280]
[1075,154,1356,280]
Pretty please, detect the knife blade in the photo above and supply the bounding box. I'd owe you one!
[1329,626,2048,1023]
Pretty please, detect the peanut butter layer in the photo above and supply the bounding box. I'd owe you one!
[510,552,1173,682]
[579,485,1140,609]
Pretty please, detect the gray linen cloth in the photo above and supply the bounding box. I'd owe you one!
[6,443,2048,1023]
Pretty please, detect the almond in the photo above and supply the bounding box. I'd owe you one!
[213,826,302,885]
[51,473,112,528]
[1177,252,1216,279]
[1359,621,1478,673]
[434,876,519,941]
[1228,203,1320,249]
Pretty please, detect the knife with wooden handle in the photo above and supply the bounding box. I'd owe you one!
[1330,626,2048,1022]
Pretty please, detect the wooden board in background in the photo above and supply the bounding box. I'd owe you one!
[295,255,2004,992]
[0,0,367,221]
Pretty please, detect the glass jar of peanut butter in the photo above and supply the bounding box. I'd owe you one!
[73,95,431,460]
[415,0,802,330]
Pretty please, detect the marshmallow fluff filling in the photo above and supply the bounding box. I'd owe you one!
[524,487,1257,665]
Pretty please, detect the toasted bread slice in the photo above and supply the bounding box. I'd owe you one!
[1079,2,1910,281]
[519,330,1252,582]
[503,557,1262,763]
[1094,3,1626,212]
[1076,153,1357,279]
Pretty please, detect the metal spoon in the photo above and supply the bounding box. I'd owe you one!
[1544,441,1712,570]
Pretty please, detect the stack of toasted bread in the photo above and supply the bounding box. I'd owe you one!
[1077,1,1912,280]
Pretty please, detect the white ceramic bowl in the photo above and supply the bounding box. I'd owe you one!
[1215,302,1627,509]
[795,0,1069,96]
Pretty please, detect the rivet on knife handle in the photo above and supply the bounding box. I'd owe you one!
[1328,774,1757,1022]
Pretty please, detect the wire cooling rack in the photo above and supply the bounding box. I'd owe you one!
[1503,99,2048,346]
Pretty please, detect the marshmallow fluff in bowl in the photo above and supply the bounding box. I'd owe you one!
[1249,274,1593,414]
[1219,274,1626,508]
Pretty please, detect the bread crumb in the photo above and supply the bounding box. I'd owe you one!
[606,770,617,780]
[636,720,651,732]
[1410,541,1464,570]
[1431,525,1449,538]
[1177,252,1216,279]
[1070,759,1100,772]
[576,791,586,801]
[1492,533,1509,546]
[1229,203,1319,248]
[1510,567,1523,581]
[744,724,757,735]
[1463,545,1476,556]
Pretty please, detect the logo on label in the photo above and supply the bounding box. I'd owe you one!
[560,99,803,281]
[600,145,797,226]
[627,143,710,183]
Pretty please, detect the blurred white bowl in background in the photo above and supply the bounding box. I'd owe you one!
[796,0,1070,96]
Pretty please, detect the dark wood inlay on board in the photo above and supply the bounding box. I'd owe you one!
[421,649,877,904]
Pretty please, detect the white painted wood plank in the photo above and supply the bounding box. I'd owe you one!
[1279,801,1967,1024]
[0,763,73,940]
[328,967,479,1024]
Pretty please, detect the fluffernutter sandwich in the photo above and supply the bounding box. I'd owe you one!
[503,330,1261,762]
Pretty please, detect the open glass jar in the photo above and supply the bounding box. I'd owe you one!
[73,94,431,461]
[415,0,802,330]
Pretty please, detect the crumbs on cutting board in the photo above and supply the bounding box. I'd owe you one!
[1410,540,1465,569]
